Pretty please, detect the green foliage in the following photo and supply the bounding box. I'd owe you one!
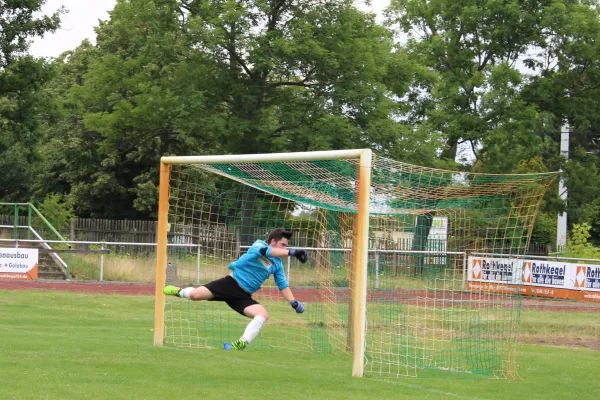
[385,0,600,244]
[577,198,600,244]
[514,158,563,244]
[0,0,596,249]
[562,223,600,259]
[36,193,74,232]
[564,148,600,243]
[69,255,101,280]
[35,0,437,219]
[531,212,557,245]
[514,156,549,174]
[0,1,63,201]
[517,0,600,243]
[0,2,63,68]
[570,223,593,246]
[387,0,556,168]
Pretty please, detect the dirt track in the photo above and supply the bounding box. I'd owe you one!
[1,279,599,312]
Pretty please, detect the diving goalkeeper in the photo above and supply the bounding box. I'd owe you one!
[163,228,308,350]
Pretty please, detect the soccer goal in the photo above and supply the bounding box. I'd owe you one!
[153,149,557,378]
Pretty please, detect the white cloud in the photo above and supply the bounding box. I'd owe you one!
[356,0,390,21]
[30,0,117,58]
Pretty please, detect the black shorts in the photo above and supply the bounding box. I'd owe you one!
[203,275,258,316]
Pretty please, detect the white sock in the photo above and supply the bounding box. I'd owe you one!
[241,315,266,344]
[179,287,193,299]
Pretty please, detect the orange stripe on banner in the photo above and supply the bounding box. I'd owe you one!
[26,264,38,280]
[467,282,600,302]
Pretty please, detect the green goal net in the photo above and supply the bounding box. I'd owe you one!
[157,151,557,378]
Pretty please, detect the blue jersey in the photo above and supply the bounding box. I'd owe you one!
[228,240,289,294]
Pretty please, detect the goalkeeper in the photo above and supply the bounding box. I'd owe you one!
[163,228,308,350]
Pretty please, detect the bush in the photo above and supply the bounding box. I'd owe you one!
[531,212,556,245]
[36,194,74,233]
[562,223,600,259]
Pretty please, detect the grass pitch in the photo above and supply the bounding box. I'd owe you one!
[0,289,598,400]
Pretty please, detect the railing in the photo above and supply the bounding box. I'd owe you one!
[238,245,467,289]
[0,238,468,287]
[473,252,600,264]
[0,203,66,240]
[0,238,194,282]
[0,203,69,278]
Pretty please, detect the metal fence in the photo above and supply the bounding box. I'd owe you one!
[0,214,565,256]
[0,238,467,288]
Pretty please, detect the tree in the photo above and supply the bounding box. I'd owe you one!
[386,0,560,169]
[37,3,213,218]
[519,0,600,243]
[386,0,600,244]
[0,1,63,201]
[564,148,600,243]
[41,0,435,219]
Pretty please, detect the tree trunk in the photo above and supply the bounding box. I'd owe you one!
[440,138,459,161]
[411,214,434,276]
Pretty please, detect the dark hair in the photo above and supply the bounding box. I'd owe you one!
[267,228,293,244]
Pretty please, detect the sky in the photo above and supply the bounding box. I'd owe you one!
[30,0,391,58]
[30,0,116,58]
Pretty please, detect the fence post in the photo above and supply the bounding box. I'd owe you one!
[234,229,241,259]
[462,252,467,290]
[13,204,18,240]
[27,204,32,240]
[100,242,105,281]
[196,243,201,285]
[70,219,76,249]
[375,250,380,289]
[66,243,72,281]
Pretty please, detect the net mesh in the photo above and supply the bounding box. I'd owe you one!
[161,154,556,378]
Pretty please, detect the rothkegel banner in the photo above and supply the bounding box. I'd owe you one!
[0,248,39,280]
[468,256,600,302]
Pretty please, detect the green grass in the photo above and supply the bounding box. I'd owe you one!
[0,290,599,400]
[518,309,600,349]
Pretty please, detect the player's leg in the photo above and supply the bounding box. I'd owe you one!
[243,303,269,320]
[181,286,215,300]
[228,303,268,350]
[165,275,242,300]
[240,304,269,345]
[163,284,215,300]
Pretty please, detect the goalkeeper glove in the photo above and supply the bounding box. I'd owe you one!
[290,300,305,314]
[289,249,308,263]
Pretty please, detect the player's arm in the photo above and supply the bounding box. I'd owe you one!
[274,264,305,314]
[263,247,288,257]
[280,287,295,303]
[259,246,308,263]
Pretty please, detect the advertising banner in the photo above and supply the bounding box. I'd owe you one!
[468,255,600,302]
[0,248,39,280]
